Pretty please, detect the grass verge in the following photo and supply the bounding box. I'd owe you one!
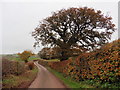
[47,67,94,88]
[48,67,120,88]
[28,57,40,61]
[2,67,38,88]
[42,59,60,62]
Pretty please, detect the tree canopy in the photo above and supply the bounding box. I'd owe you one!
[32,7,115,61]
[18,50,35,63]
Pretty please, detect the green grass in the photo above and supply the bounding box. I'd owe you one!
[2,67,38,88]
[2,54,40,62]
[28,56,40,61]
[48,67,94,88]
[2,54,22,62]
[48,68,120,88]
[2,54,59,62]
[42,59,60,62]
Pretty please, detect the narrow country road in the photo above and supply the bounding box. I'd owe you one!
[29,61,68,89]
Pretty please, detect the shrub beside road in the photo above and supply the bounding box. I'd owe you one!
[38,39,120,88]
[2,56,38,88]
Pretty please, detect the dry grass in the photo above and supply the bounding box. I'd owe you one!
[2,57,38,88]
[2,67,38,88]
[2,58,26,77]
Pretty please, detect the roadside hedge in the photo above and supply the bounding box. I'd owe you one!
[2,58,26,77]
[39,39,120,86]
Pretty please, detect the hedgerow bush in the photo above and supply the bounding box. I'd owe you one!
[39,39,120,87]
[27,61,35,70]
[87,40,120,83]
[2,58,26,77]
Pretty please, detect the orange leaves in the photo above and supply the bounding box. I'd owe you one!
[33,7,116,58]
[86,39,120,82]
[27,61,35,70]
[17,50,35,63]
[38,39,120,83]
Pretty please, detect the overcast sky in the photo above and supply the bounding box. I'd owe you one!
[0,0,119,54]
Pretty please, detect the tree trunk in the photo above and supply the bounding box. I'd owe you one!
[60,50,69,61]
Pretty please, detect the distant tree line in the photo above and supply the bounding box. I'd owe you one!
[38,46,87,60]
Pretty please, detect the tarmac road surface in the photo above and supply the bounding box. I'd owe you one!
[29,61,68,89]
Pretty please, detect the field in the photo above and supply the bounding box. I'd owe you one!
[1,54,40,62]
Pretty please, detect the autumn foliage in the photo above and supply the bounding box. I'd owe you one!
[18,50,35,63]
[32,7,115,61]
[27,61,35,70]
[39,39,120,85]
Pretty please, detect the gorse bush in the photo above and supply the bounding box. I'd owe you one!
[39,39,120,87]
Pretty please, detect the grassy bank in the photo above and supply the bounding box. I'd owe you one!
[2,67,38,88]
[41,59,60,62]
[46,39,120,88]
[48,67,94,88]
[48,67,120,88]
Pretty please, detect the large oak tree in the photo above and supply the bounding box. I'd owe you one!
[32,7,115,61]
